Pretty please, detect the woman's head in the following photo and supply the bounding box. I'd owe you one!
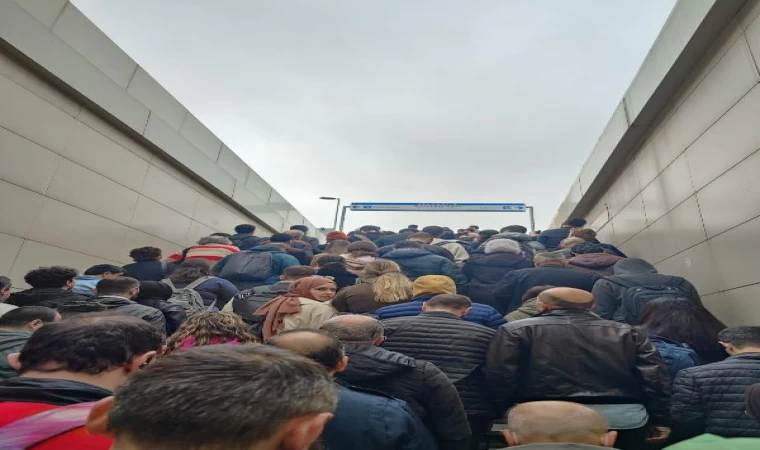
[363,260,413,304]
[289,276,337,302]
[324,240,350,255]
[570,228,597,241]
[316,255,347,272]
[166,312,257,353]
[347,241,378,257]
[169,260,212,284]
[636,297,726,353]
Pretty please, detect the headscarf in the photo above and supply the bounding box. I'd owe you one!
[412,275,456,298]
[746,383,760,423]
[254,276,337,339]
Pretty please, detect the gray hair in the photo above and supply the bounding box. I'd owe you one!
[533,251,567,265]
[321,316,384,342]
[198,235,232,245]
[484,239,521,255]
[560,237,586,249]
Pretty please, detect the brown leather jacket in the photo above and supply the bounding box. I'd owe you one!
[485,309,671,425]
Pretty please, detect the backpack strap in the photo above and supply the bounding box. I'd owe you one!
[160,278,176,290]
[0,402,95,450]
[184,276,214,291]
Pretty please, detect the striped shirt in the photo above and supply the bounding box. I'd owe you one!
[167,244,240,263]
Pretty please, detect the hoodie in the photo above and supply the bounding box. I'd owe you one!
[337,344,471,450]
[0,331,31,379]
[568,253,624,277]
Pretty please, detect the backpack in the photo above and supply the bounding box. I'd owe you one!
[218,252,273,281]
[651,337,702,381]
[608,276,689,324]
[161,277,214,314]
[0,402,94,449]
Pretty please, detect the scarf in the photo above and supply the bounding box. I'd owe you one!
[254,276,337,339]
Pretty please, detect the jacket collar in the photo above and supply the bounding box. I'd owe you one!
[539,309,595,318]
[0,377,112,406]
[419,311,462,320]
[727,352,760,361]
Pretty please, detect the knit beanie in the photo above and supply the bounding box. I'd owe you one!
[413,275,456,297]
[326,231,348,241]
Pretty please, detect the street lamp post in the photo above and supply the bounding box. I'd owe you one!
[319,197,341,231]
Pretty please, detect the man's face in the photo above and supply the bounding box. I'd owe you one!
[0,288,9,302]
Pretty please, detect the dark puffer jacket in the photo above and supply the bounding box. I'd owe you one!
[671,353,760,438]
[492,266,599,314]
[7,288,91,309]
[568,253,624,277]
[56,296,166,331]
[336,344,471,450]
[381,311,497,419]
[463,252,533,306]
[375,294,506,329]
[537,227,572,251]
[229,232,264,250]
[378,243,455,261]
[170,277,239,310]
[485,309,671,424]
[382,248,468,293]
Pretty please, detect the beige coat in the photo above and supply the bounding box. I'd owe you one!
[280,297,338,333]
[431,238,469,267]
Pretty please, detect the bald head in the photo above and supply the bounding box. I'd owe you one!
[267,330,345,372]
[504,401,616,447]
[321,315,384,344]
[537,287,594,312]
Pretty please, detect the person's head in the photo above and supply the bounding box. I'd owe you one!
[321,315,385,345]
[346,241,378,257]
[636,297,726,354]
[267,329,348,374]
[563,218,588,228]
[135,282,173,301]
[168,259,212,284]
[503,401,616,447]
[0,306,61,332]
[478,229,499,241]
[421,226,444,238]
[269,233,293,243]
[394,240,423,250]
[284,229,305,240]
[746,383,760,424]
[718,327,760,356]
[569,228,598,241]
[326,231,348,242]
[359,225,380,233]
[407,232,434,244]
[413,275,456,298]
[422,294,472,318]
[536,287,594,313]
[84,264,126,279]
[197,235,233,246]
[166,312,257,354]
[521,285,556,303]
[210,232,232,238]
[280,266,318,282]
[324,239,350,255]
[484,239,522,255]
[571,243,606,255]
[128,247,162,262]
[24,266,79,290]
[290,225,309,234]
[363,260,413,304]
[500,225,528,234]
[234,224,256,234]
[288,276,337,302]
[96,277,141,300]
[316,255,348,272]
[9,316,163,392]
[87,345,337,450]
[560,237,586,249]
[533,252,567,267]
[0,276,11,301]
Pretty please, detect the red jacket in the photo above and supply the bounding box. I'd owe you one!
[0,402,113,449]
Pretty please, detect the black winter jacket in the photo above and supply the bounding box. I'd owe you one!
[337,344,471,450]
[671,353,760,438]
[383,248,468,294]
[56,296,167,332]
[378,243,455,261]
[492,266,599,314]
[382,311,497,419]
[485,309,671,424]
[229,233,264,250]
[538,227,572,251]
[463,252,533,306]
[122,260,174,282]
[7,288,90,309]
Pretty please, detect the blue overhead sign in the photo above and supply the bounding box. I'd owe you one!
[349,202,526,212]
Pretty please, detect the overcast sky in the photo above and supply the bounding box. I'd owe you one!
[73,0,674,233]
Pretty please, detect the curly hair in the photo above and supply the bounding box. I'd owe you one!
[169,260,212,284]
[129,247,162,262]
[24,266,78,289]
[316,255,348,272]
[166,312,258,354]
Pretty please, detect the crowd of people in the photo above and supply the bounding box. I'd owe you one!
[0,219,758,450]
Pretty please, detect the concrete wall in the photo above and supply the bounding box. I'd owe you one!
[0,1,320,287]
[553,0,760,326]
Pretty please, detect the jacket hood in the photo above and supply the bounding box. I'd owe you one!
[383,248,431,259]
[0,331,32,352]
[469,252,529,268]
[490,232,532,242]
[613,258,657,275]
[340,344,415,382]
[569,253,624,269]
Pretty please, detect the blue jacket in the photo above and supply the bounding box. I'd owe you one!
[72,275,99,297]
[213,245,300,288]
[382,248,468,294]
[322,382,437,450]
[650,335,701,382]
[375,295,506,329]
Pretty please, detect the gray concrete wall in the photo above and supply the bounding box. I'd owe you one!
[0,1,320,287]
[553,0,760,326]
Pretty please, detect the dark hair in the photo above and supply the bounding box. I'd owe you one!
[135,281,173,301]
[24,266,78,289]
[84,264,125,276]
[0,306,58,328]
[500,225,528,234]
[290,225,309,233]
[718,326,760,349]
[565,218,588,228]
[317,255,347,271]
[96,277,140,296]
[168,259,212,284]
[234,224,256,234]
[408,232,433,241]
[408,224,419,230]
[268,329,345,371]
[359,225,381,232]
[394,240,423,249]
[440,231,456,240]
[422,226,444,237]
[399,228,414,233]
[107,345,337,449]
[426,294,472,310]
[479,230,499,240]
[210,232,232,238]
[522,285,555,302]
[0,276,11,290]
[637,298,726,356]
[129,247,162,261]
[269,233,293,243]
[570,243,605,255]
[18,316,163,374]
[283,266,318,279]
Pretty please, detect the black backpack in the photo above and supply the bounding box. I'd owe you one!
[219,252,273,282]
[607,276,689,323]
